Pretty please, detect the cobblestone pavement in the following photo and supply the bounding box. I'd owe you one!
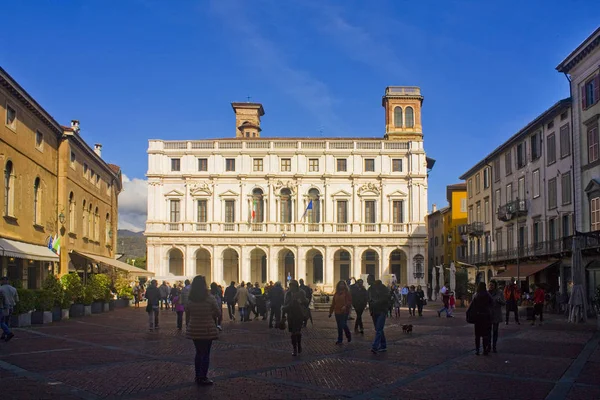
[0,304,598,399]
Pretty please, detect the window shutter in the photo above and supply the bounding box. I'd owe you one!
[594,76,600,104]
[581,85,587,109]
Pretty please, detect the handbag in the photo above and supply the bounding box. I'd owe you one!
[278,316,287,330]
[422,299,427,306]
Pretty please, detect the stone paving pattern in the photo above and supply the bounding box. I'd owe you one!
[0,304,598,399]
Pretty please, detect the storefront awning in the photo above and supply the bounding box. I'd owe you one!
[0,237,59,262]
[72,251,154,276]
[495,262,556,280]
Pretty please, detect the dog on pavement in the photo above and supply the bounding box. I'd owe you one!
[401,324,413,334]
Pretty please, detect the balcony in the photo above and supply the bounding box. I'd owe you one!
[497,199,527,222]
[467,222,484,237]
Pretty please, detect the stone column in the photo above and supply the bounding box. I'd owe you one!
[185,245,195,278]
[324,246,334,291]
[297,247,307,283]
[269,246,279,282]
[241,246,251,283]
[353,246,361,280]
[213,246,224,286]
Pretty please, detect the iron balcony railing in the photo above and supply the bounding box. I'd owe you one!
[457,238,573,265]
[467,222,485,236]
[497,199,527,222]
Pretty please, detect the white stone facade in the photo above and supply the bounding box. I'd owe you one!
[145,136,429,292]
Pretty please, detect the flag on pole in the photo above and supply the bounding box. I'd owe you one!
[251,199,257,221]
[47,235,54,250]
[302,200,313,220]
[52,235,61,256]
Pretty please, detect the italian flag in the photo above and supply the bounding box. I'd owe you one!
[252,200,257,221]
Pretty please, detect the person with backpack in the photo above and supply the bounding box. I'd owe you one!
[282,280,309,356]
[299,279,313,327]
[329,280,353,345]
[172,291,185,330]
[351,279,368,334]
[469,282,493,355]
[268,281,285,328]
[488,280,505,353]
[223,281,237,321]
[504,278,521,325]
[367,275,390,354]
[532,284,545,326]
[210,282,223,331]
[145,280,160,331]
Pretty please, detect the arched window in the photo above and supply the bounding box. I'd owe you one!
[280,188,292,223]
[307,188,320,224]
[105,213,111,244]
[251,188,264,223]
[33,177,40,225]
[413,254,424,278]
[88,204,93,240]
[4,161,14,216]
[68,192,75,231]
[82,200,87,237]
[405,107,414,128]
[94,207,99,240]
[394,106,403,128]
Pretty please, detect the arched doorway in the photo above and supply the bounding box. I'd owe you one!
[389,250,407,285]
[278,250,295,287]
[361,250,379,279]
[223,249,239,285]
[334,249,351,283]
[168,248,184,276]
[250,248,267,284]
[305,249,324,285]
[195,248,211,282]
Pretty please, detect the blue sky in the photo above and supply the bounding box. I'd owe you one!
[2,0,597,231]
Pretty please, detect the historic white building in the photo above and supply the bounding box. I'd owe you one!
[145,87,431,292]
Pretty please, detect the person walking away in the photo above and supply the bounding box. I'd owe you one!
[503,278,521,325]
[250,283,262,320]
[181,279,191,327]
[401,285,409,307]
[224,281,237,321]
[488,280,505,353]
[329,280,353,345]
[438,288,452,318]
[392,285,401,318]
[235,282,249,322]
[347,278,356,320]
[268,282,285,328]
[448,291,456,317]
[210,282,223,331]
[145,280,160,331]
[0,277,18,338]
[245,282,256,320]
[169,284,180,311]
[133,283,140,308]
[299,279,313,326]
[351,279,368,334]
[0,286,14,342]
[407,285,417,316]
[472,282,493,355]
[415,285,425,316]
[368,275,390,354]
[282,280,309,356]
[158,281,169,310]
[532,284,545,326]
[173,292,185,330]
[187,275,221,386]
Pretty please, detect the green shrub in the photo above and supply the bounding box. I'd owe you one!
[61,273,84,303]
[42,275,64,308]
[88,274,112,302]
[33,290,54,312]
[115,273,133,299]
[82,285,94,305]
[60,292,72,309]
[13,289,36,314]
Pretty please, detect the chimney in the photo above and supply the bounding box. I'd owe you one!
[432,203,437,213]
[94,144,102,158]
[71,120,80,133]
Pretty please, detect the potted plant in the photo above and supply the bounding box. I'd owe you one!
[115,274,133,308]
[31,290,53,324]
[42,275,64,322]
[82,285,94,316]
[11,289,35,327]
[89,274,111,313]
[62,273,84,318]
[60,292,71,320]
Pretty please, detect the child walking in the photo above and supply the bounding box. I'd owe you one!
[173,293,185,330]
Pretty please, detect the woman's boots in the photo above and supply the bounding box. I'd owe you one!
[291,333,303,356]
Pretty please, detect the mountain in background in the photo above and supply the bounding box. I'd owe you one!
[117,229,146,260]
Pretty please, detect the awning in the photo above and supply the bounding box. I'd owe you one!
[0,237,59,262]
[495,262,556,280]
[72,251,154,276]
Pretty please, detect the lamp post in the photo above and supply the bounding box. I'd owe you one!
[58,212,65,225]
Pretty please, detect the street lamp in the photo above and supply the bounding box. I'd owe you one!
[58,212,66,225]
[108,229,113,239]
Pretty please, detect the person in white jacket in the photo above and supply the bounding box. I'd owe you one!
[0,277,18,341]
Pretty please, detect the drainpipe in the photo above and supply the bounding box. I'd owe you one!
[562,72,575,301]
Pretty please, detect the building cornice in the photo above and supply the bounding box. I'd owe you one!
[556,27,600,73]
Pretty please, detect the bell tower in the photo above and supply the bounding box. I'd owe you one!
[231,102,265,138]
[382,86,423,141]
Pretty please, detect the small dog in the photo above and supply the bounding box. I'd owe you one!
[402,324,413,334]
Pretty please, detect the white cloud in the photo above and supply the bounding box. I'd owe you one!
[118,174,147,232]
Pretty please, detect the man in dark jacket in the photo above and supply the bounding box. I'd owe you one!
[145,280,160,330]
[351,279,369,334]
[250,283,263,320]
[299,279,313,327]
[224,282,237,321]
[368,275,390,353]
[268,282,285,328]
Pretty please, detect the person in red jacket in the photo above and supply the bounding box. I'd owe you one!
[503,278,521,325]
[329,280,353,345]
[532,284,545,326]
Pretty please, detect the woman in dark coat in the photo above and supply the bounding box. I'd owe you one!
[472,282,493,355]
[415,285,425,316]
[283,280,309,356]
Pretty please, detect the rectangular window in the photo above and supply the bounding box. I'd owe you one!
[533,169,540,198]
[560,124,571,158]
[392,159,402,172]
[561,172,572,205]
[281,158,291,172]
[484,198,490,224]
[169,200,180,223]
[549,218,556,241]
[392,200,404,223]
[225,200,235,223]
[226,158,236,171]
[308,158,319,172]
[547,120,554,130]
[5,103,16,130]
[563,214,571,237]
[337,200,348,223]
[483,168,490,189]
[588,126,599,164]
[495,230,502,252]
[468,179,473,198]
[506,183,512,203]
[70,151,76,168]
[507,226,514,250]
[468,206,473,224]
[495,189,501,213]
[460,198,467,213]
[197,200,207,222]
[533,220,542,247]
[476,202,481,222]
[336,159,347,172]
[531,132,541,160]
[253,158,263,172]
[83,163,89,179]
[547,134,556,165]
[505,150,512,175]
[475,173,480,194]
[518,177,525,201]
[517,142,527,168]
[548,178,557,209]
[583,76,599,109]
[364,201,376,224]
[198,158,208,171]
[35,131,43,150]
[493,159,500,182]
[364,159,375,172]
[561,111,568,121]
[171,158,181,171]
[592,198,600,231]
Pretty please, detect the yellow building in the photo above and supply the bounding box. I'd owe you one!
[0,67,136,288]
[444,183,468,265]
